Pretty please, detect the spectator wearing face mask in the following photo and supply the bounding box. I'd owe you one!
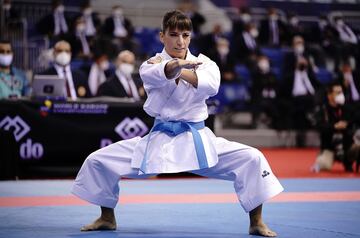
[82,50,112,96]
[36,0,70,40]
[177,0,205,36]
[235,22,260,68]
[281,36,320,135]
[232,7,253,40]
[259,7,286,47]
[250,55,280,128]
[208,38,236,83]
[67,16,93,59]
[333,16,359,68]
[284,12,306,46]
[337,62,360,123]
[97,50,144,100]
[40,40,91,100]
[197,24,227,57]
[102,5,135,58]
[311,82,354,172]
[0,40,31,99]
[76,0,101,39]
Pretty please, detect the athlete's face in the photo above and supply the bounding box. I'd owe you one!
[160,28,191,59]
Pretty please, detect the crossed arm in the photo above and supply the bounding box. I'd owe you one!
[164,58,202,88]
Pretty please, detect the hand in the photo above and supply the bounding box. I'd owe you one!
[176,59,202,70]
[334,120,348,130]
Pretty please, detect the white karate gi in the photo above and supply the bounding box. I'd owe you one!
[72,49,284,213]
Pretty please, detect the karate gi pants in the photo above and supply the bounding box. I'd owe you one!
[72,136,283,213]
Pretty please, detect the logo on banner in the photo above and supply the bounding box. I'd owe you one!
[0,116,30,141]
[115,117,148,139]
[0,115,44,159]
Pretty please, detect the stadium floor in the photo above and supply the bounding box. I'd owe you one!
[0,148,360,238]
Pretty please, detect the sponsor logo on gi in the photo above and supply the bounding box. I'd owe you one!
[115,117,148,140]
[262,170,270,178]
[0,115,44,159]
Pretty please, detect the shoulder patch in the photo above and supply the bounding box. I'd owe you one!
[147,56,163,64]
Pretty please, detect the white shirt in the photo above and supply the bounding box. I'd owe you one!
[336,24,358,44]
[115,69,140,101]
[88,63,106,96]
[131,49,221,174]
[113,16,127,37]
[344,72,360,101]
[54,64,77,100]
[292,70,315,96]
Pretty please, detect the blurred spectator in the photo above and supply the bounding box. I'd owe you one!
[250,55,280,129]
[234,22,260,68]
[0,40,31,99]
[82,50,112,96]
[333,16,359,68]
[177,0,205,36]
[97,50,144,100]
[36,0,70,40]
[2,0,20,26]
[259,8,286,47]
[337,62,360,122]
[311,82,354,172]
[208,37,236,83]
[281,36,320,133]
[102,5,135,57]
[232,7,253,40]
[309,15,341,69]
[284,12,306,46]
[40,40,91,100]
[198,24,227,56]
[77,0,101,39]
[67,16,93,59]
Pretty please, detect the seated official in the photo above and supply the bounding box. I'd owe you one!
[82,51,112,96]
[97,50,144,100]
[312,82,354,172]
[0,40,31,99]
[40,40,91,100]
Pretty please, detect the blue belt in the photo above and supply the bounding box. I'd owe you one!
[140,119,208,173]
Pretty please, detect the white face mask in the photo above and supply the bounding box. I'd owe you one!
[113,9,123,17]
[76,23,86,33]
[55,52,71,66]
[290,17,299,26]
[250,29,259,38]
[3,4,11,10]
[83,8,92,16]
[217,47,229,56]
[241,14,251,23]
[56,5,65,13]
[99,60,110,71]
[294,44,304,54]
[334,93,345,105]
[119,63,134,75]
[0,54,13,67]
[258,59,270,73]
[336,19,344,26]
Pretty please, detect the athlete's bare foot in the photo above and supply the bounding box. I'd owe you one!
[248,204,277,237]
[249,222,277,237]
[80,207,117,232]
[81,217,117,231]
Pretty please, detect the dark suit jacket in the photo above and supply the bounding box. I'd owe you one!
[281,51,320,98]
[208,50,236,83]
[40,65,91,98]
[235,32,260,63]
[259,18,286,46]
[36,12,72,38]
[102,16,134,38]
[97,73,143,99]
[337,70,360,103]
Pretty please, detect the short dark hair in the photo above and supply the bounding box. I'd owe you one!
[0,39,11,45]
[326,81,342,94]
[161,10,192,33]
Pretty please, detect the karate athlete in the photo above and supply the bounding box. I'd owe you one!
[72,10,283,237]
